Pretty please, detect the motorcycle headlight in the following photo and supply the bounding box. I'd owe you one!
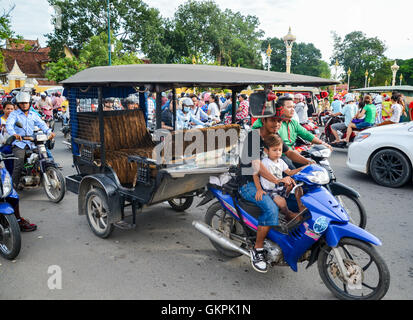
[36,134,48,142]
[310,148,332,158]
[308,167,330,185]
[2,172,12,198]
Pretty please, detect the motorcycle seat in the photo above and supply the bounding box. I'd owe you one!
[237,199,262,220]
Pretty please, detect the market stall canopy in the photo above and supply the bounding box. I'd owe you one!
[61,64,339,89]
[353,85,413,93]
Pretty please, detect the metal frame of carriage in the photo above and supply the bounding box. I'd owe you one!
[61,64,338,238]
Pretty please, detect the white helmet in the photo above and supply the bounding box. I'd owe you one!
[344,93,355,103]
[16,91,31,104]
[181,97,194,107]
[374,95,382,104]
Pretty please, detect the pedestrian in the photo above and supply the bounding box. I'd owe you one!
[207,94,221,122]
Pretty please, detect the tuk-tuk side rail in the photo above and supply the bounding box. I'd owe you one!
[127,155,159,186]
[73,137,101,164]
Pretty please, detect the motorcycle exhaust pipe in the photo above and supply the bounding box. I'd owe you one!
[192,220,251,258]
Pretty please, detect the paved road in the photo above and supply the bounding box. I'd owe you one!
[0,125,412,300]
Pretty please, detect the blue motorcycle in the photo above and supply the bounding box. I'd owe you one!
[194,164,390,300]
[0,152,21,260]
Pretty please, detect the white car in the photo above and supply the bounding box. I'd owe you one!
[347,122,413,188]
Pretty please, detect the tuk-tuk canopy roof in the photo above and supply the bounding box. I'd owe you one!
[61,64,339,90]
[353,85,413,93]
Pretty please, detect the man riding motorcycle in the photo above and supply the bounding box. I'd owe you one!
[176,98,205,130]
[6,91,56,191]
[239,97,315,273]
[253,96,331,169]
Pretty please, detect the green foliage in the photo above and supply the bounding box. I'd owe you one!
[261,37,330,78]
[45,57,87,83]
[166,0,263,68]
[399,59,413,86]
[331,31,390,88]
[79,31,142,67]
[46,0,169,62]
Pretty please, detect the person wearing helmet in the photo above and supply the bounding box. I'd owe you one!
[293,93,308,124]
[329,93,358,144]
[239,96,314,273]
[6,91,55,186]
[5,91,55,231]
[36,92,53,119]
[331,94,343,114]
[373,95,383,125]
[125,95,140,110]
[175,97,204,130]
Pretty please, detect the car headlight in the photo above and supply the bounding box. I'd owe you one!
[307,167,330,185]
[354,132,371,142]
[2,173,12,197]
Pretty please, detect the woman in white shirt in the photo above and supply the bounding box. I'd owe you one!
[207,94,221,122]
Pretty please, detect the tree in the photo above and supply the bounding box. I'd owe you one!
[331,31,391,88]
[0,3,22,72]
[261,37,330,78]
[166,0,263,68]
[46,0,169,62]
[79,32,142,67]
[45,57,87,83]
[399,59,413,86]
[46,31,142,82]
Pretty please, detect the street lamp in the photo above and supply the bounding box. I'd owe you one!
[347,67,351,92]
[400,74,403,86]
[391,61,399,86]
[364,70,369,88]
[283,27,296,74]
[107,0,111,66]
[266,43,272,71]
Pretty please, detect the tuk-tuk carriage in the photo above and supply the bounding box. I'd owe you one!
[61,64,338,238]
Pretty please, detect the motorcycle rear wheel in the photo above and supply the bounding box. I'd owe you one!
[317,238,390,300]
[0,214,21,260]
[205,201,246,258]
[43,166,66,203]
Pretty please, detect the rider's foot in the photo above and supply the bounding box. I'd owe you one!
[18,218,37,232]
[250,248,268,273]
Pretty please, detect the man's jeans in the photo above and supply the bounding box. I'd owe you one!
[239,182,279,226]
[12,145,27,187]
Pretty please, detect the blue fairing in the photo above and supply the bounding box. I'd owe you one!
[326,223,381,247]
[0,202,15,215]
[300,186,349,223]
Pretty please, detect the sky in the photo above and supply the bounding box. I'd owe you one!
[4,0,413,64]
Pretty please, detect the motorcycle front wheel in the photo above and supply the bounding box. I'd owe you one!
[43,166,66,203]
[317,238,390,300]
[0,214,21,260]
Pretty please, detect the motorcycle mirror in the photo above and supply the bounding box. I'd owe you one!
[15,121,23,128]
[5,135,16,145]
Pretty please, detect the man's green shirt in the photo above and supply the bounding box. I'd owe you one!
[252,118,315,149]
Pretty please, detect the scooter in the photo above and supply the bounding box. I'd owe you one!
[194,165,390,300]
[6,126,66,203]
[0,152,21,260]
[321,115,357,148]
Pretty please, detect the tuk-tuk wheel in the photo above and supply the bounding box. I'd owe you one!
[168,196,194,212]
[85,188,114,238]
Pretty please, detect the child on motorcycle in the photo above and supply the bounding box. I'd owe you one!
[253,134,307,221]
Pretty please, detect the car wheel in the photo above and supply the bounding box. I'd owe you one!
[369,149,412,188]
